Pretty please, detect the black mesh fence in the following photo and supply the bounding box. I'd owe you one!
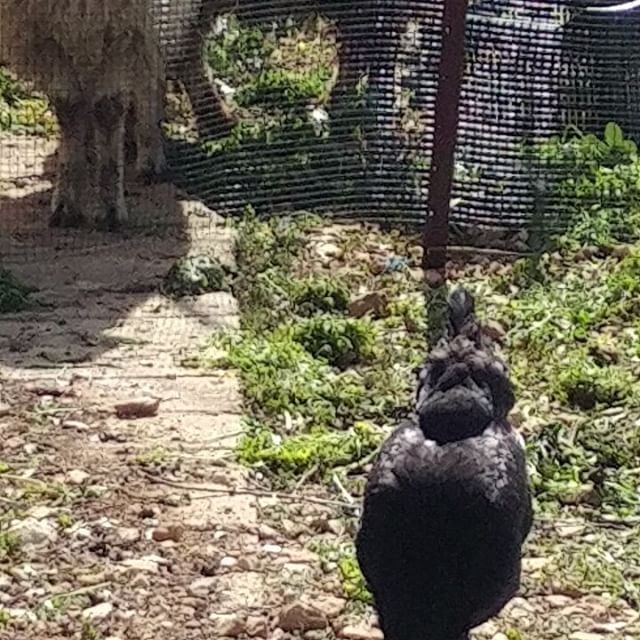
[1,0,640,256]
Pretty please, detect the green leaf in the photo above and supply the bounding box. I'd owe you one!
[605,122,624,148]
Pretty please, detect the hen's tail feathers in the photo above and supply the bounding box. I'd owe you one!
[447,287,478,338]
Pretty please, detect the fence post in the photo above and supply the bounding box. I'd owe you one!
[423,0,470,276]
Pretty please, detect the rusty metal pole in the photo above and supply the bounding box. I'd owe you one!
[423,0,470,278]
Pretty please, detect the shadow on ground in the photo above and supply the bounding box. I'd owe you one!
[0,134,237,372]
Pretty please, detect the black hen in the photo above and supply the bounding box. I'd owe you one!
[356,287,533,640]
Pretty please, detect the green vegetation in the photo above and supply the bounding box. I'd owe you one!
[0,67,57,136]
[162,255,233,298]
[0,531,21,561]
[535,122,640,248]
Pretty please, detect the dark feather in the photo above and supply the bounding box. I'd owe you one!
[356,288,533,640]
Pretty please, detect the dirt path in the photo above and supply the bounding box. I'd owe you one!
[0,139,353,639]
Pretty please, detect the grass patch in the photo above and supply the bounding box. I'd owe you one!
[195,215,422,485]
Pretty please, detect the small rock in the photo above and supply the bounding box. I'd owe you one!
[10,518,58,547]
[115,527,141,544]
[114,397,160,419]
[339,624,384,640]
[152,525,184,543]
[246,616,268,637]
[257,524,282,541]
[25,383,66,397]
[209,613,246,637]
[120,558,160,574]
[0,574,12,591]
[570,633,605,640]
[545,594,573,607]
[315,595,346,618]
[68,469,90,485]
[0,403,11,417]
[161,494,182,507]
[6,608,37,622]
[286,549,317,564]
[262,543,282,555]
[82,602,114,622]
[62,420,90,431]
[521,557,550,572]
[278,601,327,632]
[220,556,238,568]
[491,634,509,640]
[315,243,343,262]
[188,576,216,597]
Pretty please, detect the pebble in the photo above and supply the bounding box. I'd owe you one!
[188,577,217,597]
[209,613,246,637]
[314,595,346,618]
[315,242,343,262]
[0,574,11,592]
[0,403,11,417]
[10,518,58,547]
[278,601,327,632]
[68,469,90,485]
[62,420,90,431]
[246,616,268,637]
[545,594,574,607]
[262,543,282,555]
[570,633,605,640]
[115,527,141,544]
[220,556,238,568]
[82,602,114,622]
[152,525,184,543]
[339,624,384,640]
[120,558,160,574]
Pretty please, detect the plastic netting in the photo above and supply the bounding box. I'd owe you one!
[1,0,640,256]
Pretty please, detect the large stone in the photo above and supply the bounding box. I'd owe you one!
[277,601,327,632]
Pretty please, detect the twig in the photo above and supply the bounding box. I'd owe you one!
[294,464,319,491]
[138,470,357,510]
[0,496,20,507]
[332,473,355,505]
[337,450,378,475]
[1,474,51,488]
[40,582,111,607]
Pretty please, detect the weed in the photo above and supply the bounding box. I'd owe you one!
[237,421,382,479]
[134,447,169,468]
[292,315,379,368]
[162,255,233,298]
[534,122,640,248]
[291,276,350,316]
[338,553,373,604]
[56,512,74,530]
[0,531,21,561]
[81,621,102,640]
[0,609,9,628]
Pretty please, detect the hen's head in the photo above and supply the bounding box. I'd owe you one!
[416,288,515,444]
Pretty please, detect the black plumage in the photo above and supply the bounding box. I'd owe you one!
[356,287,533,640]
